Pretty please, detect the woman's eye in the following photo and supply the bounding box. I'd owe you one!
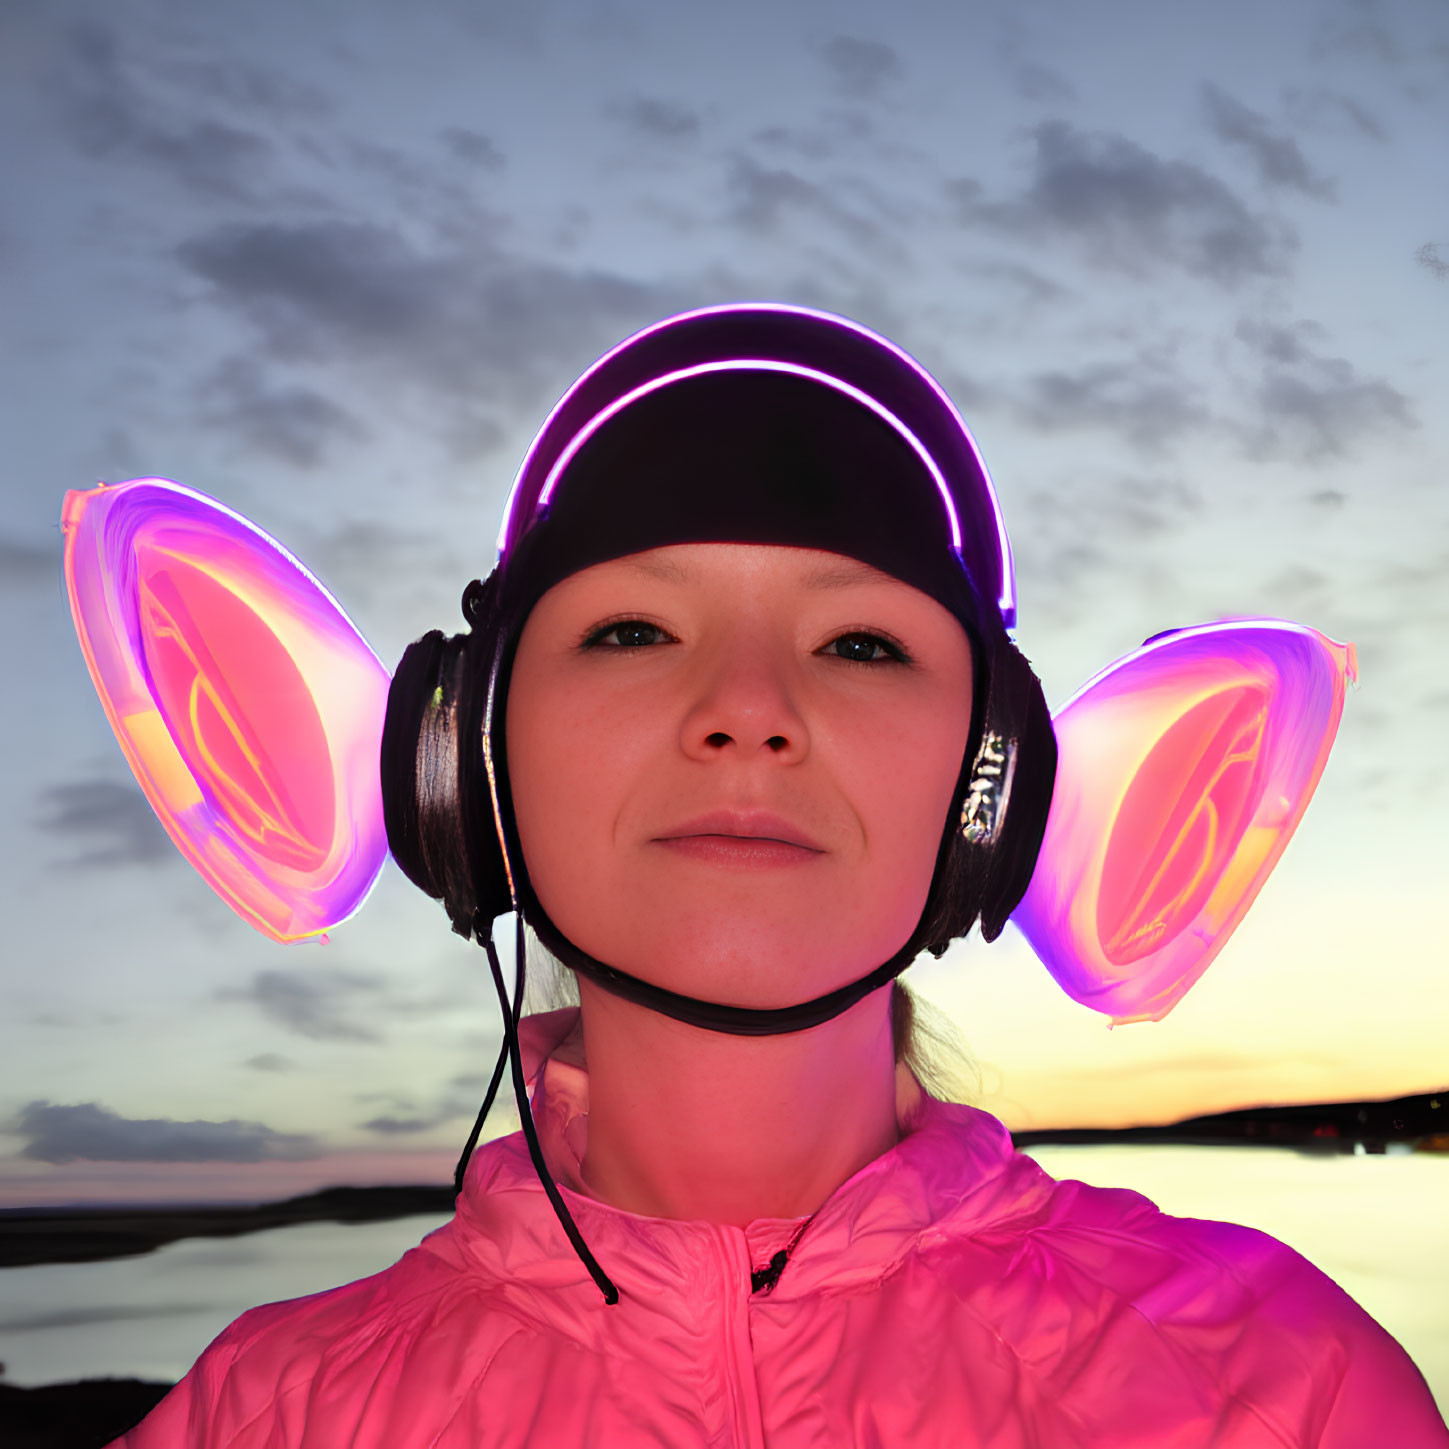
[585,620,671,649]
[824,632,906,664]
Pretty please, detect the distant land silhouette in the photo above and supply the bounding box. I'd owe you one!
[0,1376,172,1449]
[1,1089,1443,1271]
[1009,1087,1448,1153]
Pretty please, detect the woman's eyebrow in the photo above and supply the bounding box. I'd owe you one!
[800,559,897,590]
[619,557,690,583]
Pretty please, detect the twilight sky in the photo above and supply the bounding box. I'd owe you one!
[1,0,1446,1205]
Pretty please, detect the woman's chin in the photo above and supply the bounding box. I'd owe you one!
[567,917,911,1011]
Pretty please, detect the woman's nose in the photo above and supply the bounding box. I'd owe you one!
[678,636,810,764]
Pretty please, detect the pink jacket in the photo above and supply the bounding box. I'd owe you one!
[117,1010,1446,1447]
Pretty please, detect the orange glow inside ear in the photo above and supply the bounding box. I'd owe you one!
[137,548,336,873]
[1097,684,1269,966]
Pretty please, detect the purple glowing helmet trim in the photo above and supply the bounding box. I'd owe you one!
[533,358,964,553]
[1012,618,1357,1026]
[495,302,1016,630]
[61,478,391,943]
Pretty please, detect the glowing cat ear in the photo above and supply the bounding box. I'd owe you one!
[1011,620,1357,1025]
[61,479,392,943]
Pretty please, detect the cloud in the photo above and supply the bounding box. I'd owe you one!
[953,121,1291,284]
[359,1086,486,1136]
[441,126,506,169]
[962,259,1070,305]
[821,36,902,97]
[359,1112,443,1135]
[1283,86,1386,142]
[243,1052,295,1072]
[56,21,272,200]
[219,969,385,1042]
[1015,359,1213,453]
[0,1304,208,1333]
[355,1066,497,1137]
[177,218,680,454]
[1202,85,1336,199]
[197,356,367,467]
[1014,63,1076,105]
[608,95,701,141]
[33,779,175,868]
[288,514,469,610]
[1310,14,1401,67]
[156,50,331,122]
[1017,473,1202,595]
[0,535,56,585]
[1416,242,1449,279]
[16,1100,321,1163]
[1235,318,1417,458]
[725,154,893,257]
[749,111,877,165]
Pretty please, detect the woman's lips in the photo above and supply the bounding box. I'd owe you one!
[654,835,822,868]
[653,811,826,868]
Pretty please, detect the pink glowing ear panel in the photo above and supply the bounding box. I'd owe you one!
[1012,621,1356,1025]
[62,479,390,943]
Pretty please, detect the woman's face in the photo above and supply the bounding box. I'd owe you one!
[505,543,974,1007]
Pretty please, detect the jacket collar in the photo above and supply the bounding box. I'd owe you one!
[439,1008,1046,1310]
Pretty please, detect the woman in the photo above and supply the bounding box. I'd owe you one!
[107,305,1445,1446]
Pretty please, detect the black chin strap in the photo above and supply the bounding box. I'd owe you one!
[528,901,916,1036]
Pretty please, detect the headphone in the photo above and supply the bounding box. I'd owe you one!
[380,561,1058,1008]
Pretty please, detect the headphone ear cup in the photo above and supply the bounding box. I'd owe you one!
[381,628,448,902]
[380,571,514,939]
[381,630,476,935]
[916,636,1057,955]
[976,641,1057,942]
[455,611,516,934]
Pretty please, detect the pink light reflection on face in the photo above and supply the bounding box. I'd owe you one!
[504,543,975,1009]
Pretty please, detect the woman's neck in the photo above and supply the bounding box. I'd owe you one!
[573,977,902,1226]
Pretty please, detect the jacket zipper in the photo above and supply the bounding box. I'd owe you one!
[714,1226,768,1448]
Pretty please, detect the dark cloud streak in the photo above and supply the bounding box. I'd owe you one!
[243,1053,295,1072]
[1016,359,1213,453]
[1202,85,1336,199]
[17,1100,321,1163]
[1416,242,1449,279]
[178,218,680,456]
[218,969,385,1043]
[33,780,175,869]
[952,121,1292,285]
[0,536,57,584]
[821,36,901,97]
[1014,63,1076,105]
[441,127,506,169]
[726,155,896,259]
[1235,318,1417,458]
[608,95,701,140]
[57,21,273,200]
[0,1304,208,1333]
[199,357,367,467]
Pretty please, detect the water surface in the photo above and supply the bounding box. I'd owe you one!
[2,1147,1443,1416]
